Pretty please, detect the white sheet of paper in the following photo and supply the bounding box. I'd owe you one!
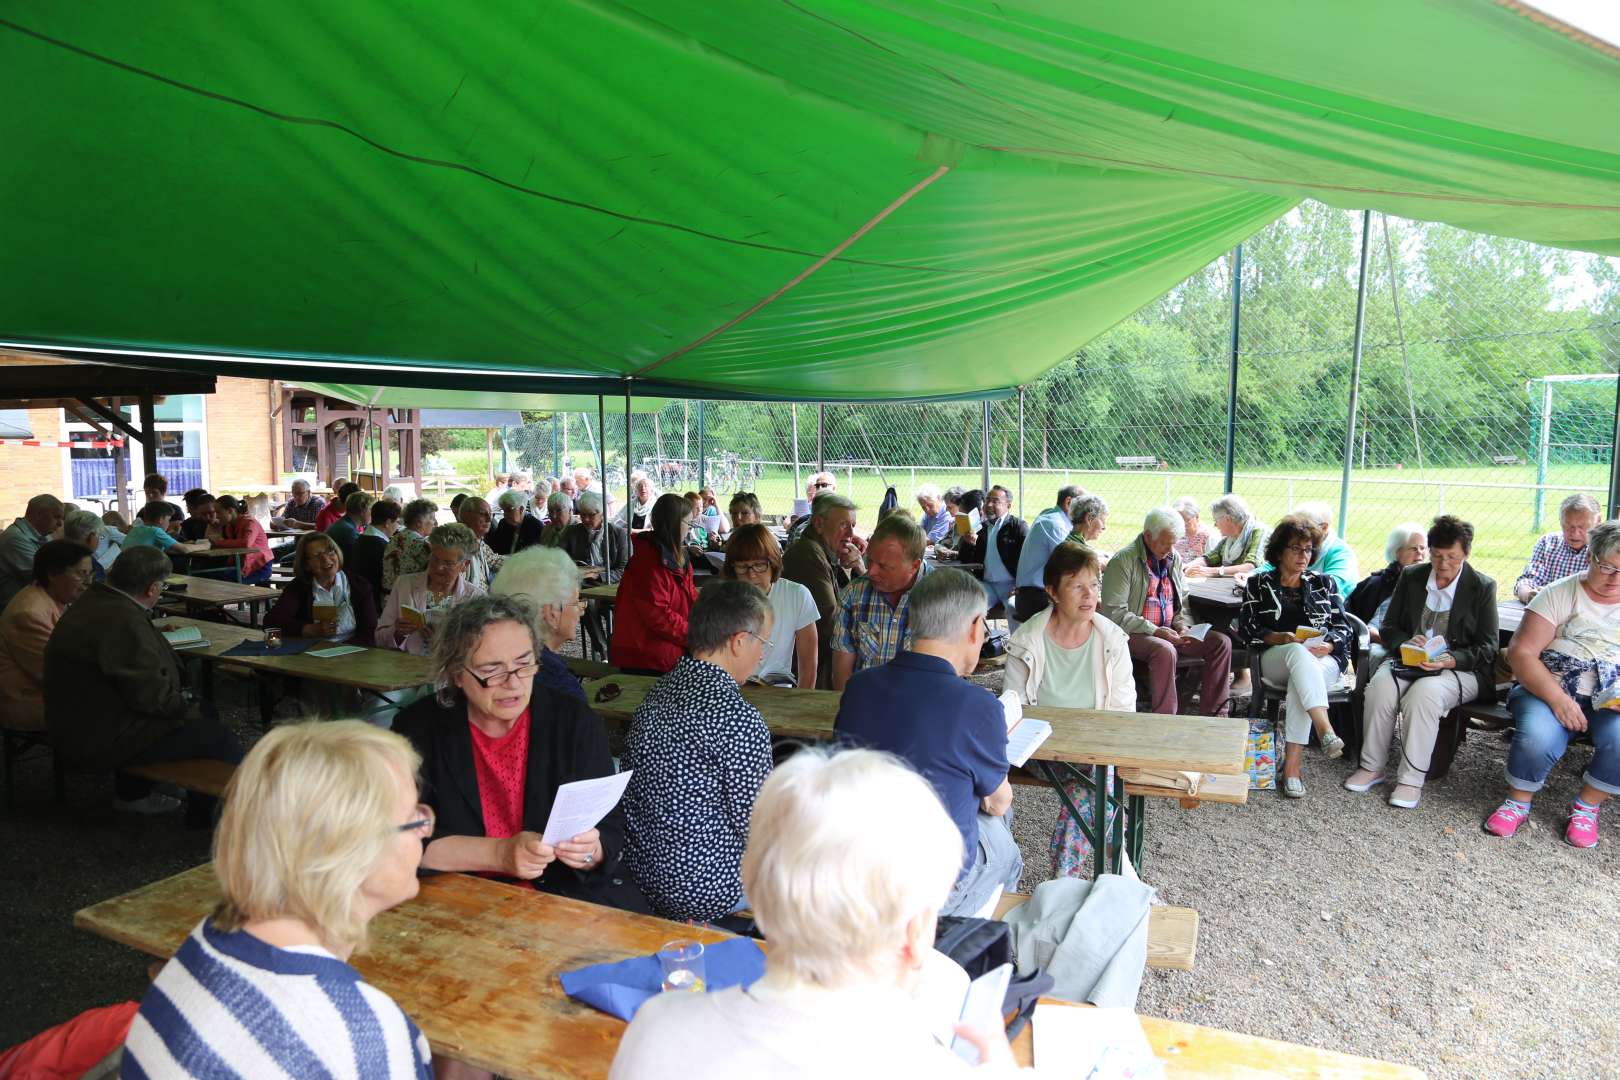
[951,962,1013,1065]
[1183,622,1211,641]
[542,770,634,845]
[999,689,1023,732]
[972,883,1005,922]
[1006,718,1053,768]
[1033,1003,1163,1078]
[306,644,367,658]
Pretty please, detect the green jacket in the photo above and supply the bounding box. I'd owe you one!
[1207,524,1267,568]
[1100,533,1190,635]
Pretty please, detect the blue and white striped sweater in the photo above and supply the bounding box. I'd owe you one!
[122,919,432,1079]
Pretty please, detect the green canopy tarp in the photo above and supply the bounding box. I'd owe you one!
[290,382,669,414]
[2,2,1616,400]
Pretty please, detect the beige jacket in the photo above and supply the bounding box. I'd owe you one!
[0,584,65,730]
[1004,607,1135,711]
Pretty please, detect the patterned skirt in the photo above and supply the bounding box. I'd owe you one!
[1049,765,1120,878]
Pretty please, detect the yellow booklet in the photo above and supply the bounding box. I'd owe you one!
[400,604,425,627]
[1400,636,1446,666]
[1293,625,1323,641]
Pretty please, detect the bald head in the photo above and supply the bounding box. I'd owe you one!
[26,494,64,535]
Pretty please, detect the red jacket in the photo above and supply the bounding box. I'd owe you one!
[314,500,345,533]
[610,533,698,673]
[213,515,272,577]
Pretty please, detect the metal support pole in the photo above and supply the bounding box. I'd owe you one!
[791,404,802,493]
[625,381,634,548]
[1224,244,1242,494]
[138,391,159,480]
[1534,379,1552,532]
[816,405,825,471]
[552,413,560,478]
[697,401,707,490]
[596,395,606,490]
[980,401,992,493]
[1337,211,1373,537]
[1017,387,1026,517]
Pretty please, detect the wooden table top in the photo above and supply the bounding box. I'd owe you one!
[582,583,619,602]
[582,674,1246,774]
[1010,1000,1425,1078]
[77,865,733,1080]
[1498,599,1526,635]
[79,865,1419,1080]
[156,615,433,693]
[163,575,280,608]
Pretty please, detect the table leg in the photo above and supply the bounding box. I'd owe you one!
[1126,793,1147,870]
[1094,761,1111,878]
[1035,761,1102,876]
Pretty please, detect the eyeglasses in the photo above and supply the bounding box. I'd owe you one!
[745,630,775,650]
[812,481,833,489]
[1284,544,1314,557]
[398,803,435,836]
[1591,561,1620,577]
[461,660,540,688]
[731,560,771,576]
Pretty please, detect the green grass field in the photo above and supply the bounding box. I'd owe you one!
[422,448,1607,590]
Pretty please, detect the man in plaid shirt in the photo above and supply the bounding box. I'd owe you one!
[1514,493,1601,603]
[831,511,932,690]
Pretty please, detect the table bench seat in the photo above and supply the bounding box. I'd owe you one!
[123,759,237,798]
[993,892,1199,972]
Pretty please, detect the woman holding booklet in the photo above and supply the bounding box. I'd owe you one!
[378,523,485,656]
[265,531,377,646]
[395,593,648,924]
[1346,516,1497,810]
[1005,541,1134,877]
[1237,514,1353,798]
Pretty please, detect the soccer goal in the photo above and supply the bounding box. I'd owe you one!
[1527,373,1616,531]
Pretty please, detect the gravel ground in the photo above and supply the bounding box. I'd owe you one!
[3,667,1616,1078]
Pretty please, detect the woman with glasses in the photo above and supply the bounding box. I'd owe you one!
[1484,519,1620,849]
[492,545,590,703]
[124,721,435,1078]
[723,524,819,688]
[1005,542,1134,876]
[396,593,647,915]
[611,493,699,675]
[1237,514,1353,798]
[1348,516,1497,810]
[378,523,485,657]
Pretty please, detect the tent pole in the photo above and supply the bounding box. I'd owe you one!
[625,380,634,540]
[980,401,991,493]
[1608,377,1620,519]
[1337,211,1373,538]
[1017,387,1025,518]
[698,401,707,490]
[792,404,801,494]
[552,414,560,478]
[1534,380,1552,531]
[817,405,825,472]
[138,390,158,480]
[1224,244,1242,494]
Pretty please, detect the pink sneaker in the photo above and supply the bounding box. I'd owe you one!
[1565,804,1600,849]
[1484,801,1530,838]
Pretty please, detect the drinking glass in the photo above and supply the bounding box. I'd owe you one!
[658,940,705,993]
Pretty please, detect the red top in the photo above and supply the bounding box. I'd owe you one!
[470,709,530,839]
[610,532,698,673]
[213,516,272,577]
[314,501,345,533]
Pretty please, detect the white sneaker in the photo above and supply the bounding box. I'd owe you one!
[115,793,181,815]
[1282,776,1305,799]
[1388,784,1423,809]
[1319,732,1346,759]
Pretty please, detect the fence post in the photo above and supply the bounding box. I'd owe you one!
[910,466,916,495]
[1438,482,1445,514]
[1163,473,1171,504]
[846,464,854,491]
[1017,387,1025,518]
[817,405,825,471]
[980,400,991,492]
[697,401,707,490]
[792,404,802,494]
[1224,243,1242,493]
[1610,375,1620,519]
[1287,477,1294,509]
[1337,209,1373,539]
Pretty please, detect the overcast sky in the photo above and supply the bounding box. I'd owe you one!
[1527,1,1620,48]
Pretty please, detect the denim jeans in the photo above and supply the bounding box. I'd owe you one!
[1506,684,1620,796]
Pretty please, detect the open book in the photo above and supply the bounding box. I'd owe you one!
[1399,635,1447,666]
[1293,624,1324,641]
[161,625,207,649]
[1000,690,1052,768]
[955,508,982,537]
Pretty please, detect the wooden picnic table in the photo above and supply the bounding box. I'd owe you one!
[582,582,619,603]
[78,865,1420,1080]
[160,574,279,625]
[1184,575,1247,609]
[1498,598,1526,638]
[580,672,1245,875]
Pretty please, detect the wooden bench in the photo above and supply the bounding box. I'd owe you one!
[122,759,237,798]
[1114,455,1160,470]
[993,892,1199,972]
[1,724,63,807]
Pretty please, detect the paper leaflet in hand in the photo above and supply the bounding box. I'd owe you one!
[1182,623,1211,642]
[1399,635,1447,666]
[542,771,633,845]
[1033,1003,1164,1078]
[1000,690,1052,768]
[950,963,1013,1065]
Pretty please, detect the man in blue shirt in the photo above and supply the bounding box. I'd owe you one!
[1013,484,1084,624]
[835,567,1022,916]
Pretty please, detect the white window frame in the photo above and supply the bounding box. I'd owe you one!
[59,397,211,502]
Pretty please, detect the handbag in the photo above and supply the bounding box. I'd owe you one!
[934,916,1053,1040]
[1244,715,1278,790]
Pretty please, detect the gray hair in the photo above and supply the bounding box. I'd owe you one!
[62,509,101,544]
[496,489,528,511]
[546,490,572,515]
[1143,506,1185,540]
[382,485,406,504]
[1210,493,1250,527]
[576,491,604,514]
[1561,493,1601,522]
[430,593,542,705]
[426,522,478,561]
[812,492,856,519]
[1070,494,1108,528]
[942,486,965,504]
[1384,522,1426,563]
[909,567,987,642]
[290,478,311,494]
[1295,500,1333,529]
[402,498,438,529]
[493,546,582,610]
[687,580,770,656]
[1171,496,1201,520]
[108,544,172,595]
[914,483,941,504]
[1588,519,1620,566]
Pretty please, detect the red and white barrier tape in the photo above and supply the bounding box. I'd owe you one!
[0,438,127,448]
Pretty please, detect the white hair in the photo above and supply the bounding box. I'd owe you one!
[546,490,572,515]
[1210,493,1250,526]
[382,485,405,503]
[809,471,836,490]
[812,492,856,519]
[1143,506,1185,540]
[1588,520,1620,565]
[62,509,102,544]
[496,489,528,511]
[1384,522,1425,563]
[492,546,582,609]
[576,491,604,514]
[914,483,941,504]
[1561,493,1601,521]
[743,747,962,988]
[1171,496,1200,519]
[908,567,987,641]
[1295,500,1333,529]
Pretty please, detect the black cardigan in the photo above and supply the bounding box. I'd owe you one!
[1380,561,1499,701]
[395,681,650,914]
[966,515,1028,581]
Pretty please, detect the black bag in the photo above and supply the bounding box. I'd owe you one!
[980,628,1008,660]
[933,915,1053,1040]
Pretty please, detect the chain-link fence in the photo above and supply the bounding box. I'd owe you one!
[471,201,1620,589]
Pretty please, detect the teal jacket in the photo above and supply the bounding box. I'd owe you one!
[1260,534,1359,599]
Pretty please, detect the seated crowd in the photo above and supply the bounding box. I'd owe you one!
[4,467,1617,1073]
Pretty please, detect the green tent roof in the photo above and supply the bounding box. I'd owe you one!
[289,382,669,414]
[2,2,1616,400]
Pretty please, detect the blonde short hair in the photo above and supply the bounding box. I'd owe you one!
[742,747,962,988]
[212,722,420,955]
